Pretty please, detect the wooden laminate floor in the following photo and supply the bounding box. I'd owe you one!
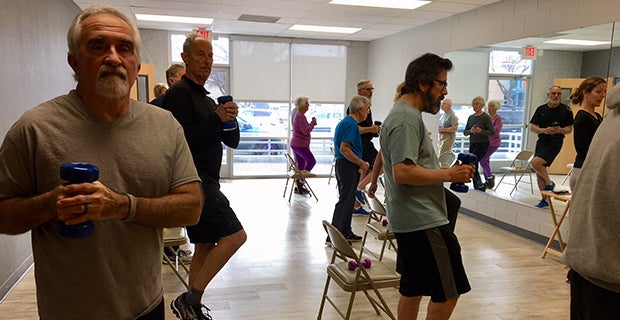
[0,178,570,319]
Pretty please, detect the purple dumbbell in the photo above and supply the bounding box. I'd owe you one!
[348,258,372,271]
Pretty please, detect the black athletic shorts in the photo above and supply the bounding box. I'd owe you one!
[535,138,563,166]
[186,182,243,243]
[395,225,471,302]
[362,140,378,169]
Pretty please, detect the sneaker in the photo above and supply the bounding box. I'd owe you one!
[535,199,549,208]
[178,250,193,264]
[191,304,213,320]
[345,234,363,242]
[355,190,366,204]
[544,182,556,191]
[352,207,370,216]
[486,175,495,189]
[171,293,197,320]
[163,255,176,264]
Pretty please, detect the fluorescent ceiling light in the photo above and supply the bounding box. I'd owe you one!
[329,0,431,10]
[544,39,610,46]
[135,14,213,25]
[289,24,361,34]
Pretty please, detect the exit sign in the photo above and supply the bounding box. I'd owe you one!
[523,46,537,60]
[194,29,211,39]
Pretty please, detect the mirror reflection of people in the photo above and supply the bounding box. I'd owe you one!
[438,98,458,156]
[290,96,317,194]
[563,82,620,319]
[479,100,503,189]
[463,96,494,191]
[568,77,606,190]
[529,85,574,208]
[0,5,202,319]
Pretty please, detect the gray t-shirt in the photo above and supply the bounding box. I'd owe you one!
[439,109,458,130]
[0,91,200,319]
[380,101,448,233]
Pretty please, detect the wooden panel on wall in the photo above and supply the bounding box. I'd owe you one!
[549,77,612,174]
[130,63,154,102]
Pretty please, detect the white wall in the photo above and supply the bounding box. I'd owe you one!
[0,0,80,301]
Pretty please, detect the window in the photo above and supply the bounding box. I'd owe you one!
[488,50,533,75]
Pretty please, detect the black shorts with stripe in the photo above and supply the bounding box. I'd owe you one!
[395,225,471,302]
[186,182,244,244]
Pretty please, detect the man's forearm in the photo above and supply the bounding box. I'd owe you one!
[131,182,202,228]
[0,192,57,235]
[393,162,449,186]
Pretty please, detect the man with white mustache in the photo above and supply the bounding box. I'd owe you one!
[0,5,202,319]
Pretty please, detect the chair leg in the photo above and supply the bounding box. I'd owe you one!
[303,180,319,201]
[378,239,388,261]
[283,177,291,198]
[358,231,370,258]
[288,179,295,202]
[317,276,332,320]
[163,252,189,289]
[344,290,357,320]
[361,290,382,315]
[493,172,507,191]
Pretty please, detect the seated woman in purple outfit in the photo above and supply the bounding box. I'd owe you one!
[290,96,317,194]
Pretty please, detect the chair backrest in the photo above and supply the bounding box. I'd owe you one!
[364,191,387,219]
[285,153,298,172]
[437,152,456,168]
[511,150,534,169]
[323,220,358,261]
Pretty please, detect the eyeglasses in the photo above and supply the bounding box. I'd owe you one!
[363,87,375,92]
[549,92,562,96]
[434,79,448,90]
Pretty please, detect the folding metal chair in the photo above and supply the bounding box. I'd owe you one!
[493,150,535,195]
[358,191,397,261]
[318,220,400,320]
[163,227,190,289]
[283,153,318,201]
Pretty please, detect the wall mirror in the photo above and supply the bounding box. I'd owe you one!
[443,22,617,174]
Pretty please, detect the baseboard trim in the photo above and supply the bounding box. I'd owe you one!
[0,255,34,303]
[460,207,563,251]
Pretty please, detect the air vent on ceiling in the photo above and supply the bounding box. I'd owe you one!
[238,14,280,23]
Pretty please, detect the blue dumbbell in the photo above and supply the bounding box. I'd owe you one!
[449,153,477,193]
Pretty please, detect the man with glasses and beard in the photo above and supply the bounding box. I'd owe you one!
[379,53,475,320]
[0,5,202,320]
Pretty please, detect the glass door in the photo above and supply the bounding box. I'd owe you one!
[487,77,530,161]
[205,67,231,178]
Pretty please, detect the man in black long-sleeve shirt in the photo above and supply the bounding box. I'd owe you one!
[164,33,247,320]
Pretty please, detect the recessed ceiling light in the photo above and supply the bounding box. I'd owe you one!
[329,0,431,10]
[544,39,610,46]
[289,24,361,34]
[135,14,213,25]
